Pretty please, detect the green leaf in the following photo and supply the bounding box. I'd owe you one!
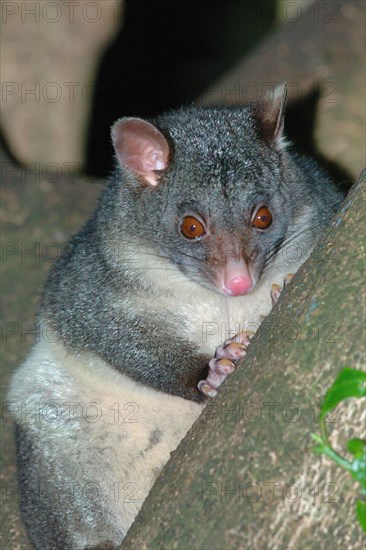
[350,455,366,494]
[347,438,366,458]
[312,368,366,532]
[350,463,366,492]
[320,368,366,420]
[348,439,366,492]
[356,500,366,532]
[333,368,366,386]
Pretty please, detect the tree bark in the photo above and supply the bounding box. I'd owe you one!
[122,171,366,550]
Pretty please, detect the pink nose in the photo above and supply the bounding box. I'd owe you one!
[224,276,252,296]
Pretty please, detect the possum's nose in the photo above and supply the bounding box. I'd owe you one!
[224,276,252,296]
[220,258,253,296]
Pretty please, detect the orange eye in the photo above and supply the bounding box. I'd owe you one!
[252,206,272,229]
[180,216,206,240]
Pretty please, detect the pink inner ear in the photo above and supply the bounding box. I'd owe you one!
[112,118,169,185]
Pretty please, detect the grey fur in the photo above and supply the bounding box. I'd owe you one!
[8,94,344,549]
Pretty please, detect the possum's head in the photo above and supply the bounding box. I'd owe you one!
[110,86,316,296]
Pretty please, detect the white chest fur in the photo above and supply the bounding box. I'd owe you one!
[9,335,204,544]
[139,252,303,355]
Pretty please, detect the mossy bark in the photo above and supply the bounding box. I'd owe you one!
[122,172,366,549]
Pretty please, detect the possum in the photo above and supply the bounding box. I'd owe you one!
[8,86,344,549]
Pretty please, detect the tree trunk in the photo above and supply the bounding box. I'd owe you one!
[122,171,366,549]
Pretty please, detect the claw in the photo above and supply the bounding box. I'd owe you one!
[271,274,295,305]
[284,273,294,287]
[228,330,253,347]
[216,341,246,360]
[208,357,236,375]
[197,381,217,398]
[271,283,281,305]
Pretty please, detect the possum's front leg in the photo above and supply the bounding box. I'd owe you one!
[198,274,295,397]
[198,332,252,397]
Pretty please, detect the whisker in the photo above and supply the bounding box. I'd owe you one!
[263,218,325,269]
[124,246,207,267]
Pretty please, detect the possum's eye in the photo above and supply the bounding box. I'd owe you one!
[252,206,273,229]
[180,216,206,240]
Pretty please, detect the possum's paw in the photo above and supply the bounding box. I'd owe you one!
[198,331,253,398]
[271,273,294,305]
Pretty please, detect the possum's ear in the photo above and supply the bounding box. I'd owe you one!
[251,84,288,150]
[111,118,170,186]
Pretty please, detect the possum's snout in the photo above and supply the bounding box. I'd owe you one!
[217,257,253,296]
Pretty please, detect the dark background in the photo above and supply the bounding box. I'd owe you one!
[86,0,276,176]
